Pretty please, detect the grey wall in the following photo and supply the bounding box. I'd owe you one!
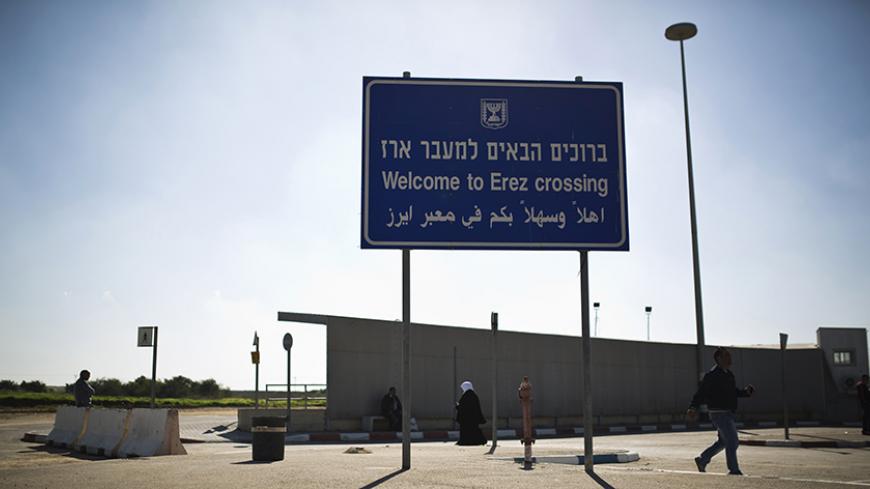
[308,314,833,423]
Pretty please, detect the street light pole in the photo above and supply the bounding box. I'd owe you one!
[645,306,652,341]
[593,302,600,337]
[665,22,705,382]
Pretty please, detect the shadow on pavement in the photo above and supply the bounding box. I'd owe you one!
[359,468,407,489]
[587,471,616,489]
[794,433,851,442]
[212,429,250,443]
[203,423,235,434]
[26,445,109,461]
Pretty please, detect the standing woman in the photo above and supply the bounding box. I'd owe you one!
[456,381,486,445]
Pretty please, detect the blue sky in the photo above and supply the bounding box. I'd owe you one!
[1,1,868,389]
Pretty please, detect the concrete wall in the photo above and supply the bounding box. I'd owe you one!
[293,313,835,427]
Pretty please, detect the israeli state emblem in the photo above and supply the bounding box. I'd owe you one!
[480,98,508,129]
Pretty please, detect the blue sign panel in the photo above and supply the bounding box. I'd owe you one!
[361,77,628,250]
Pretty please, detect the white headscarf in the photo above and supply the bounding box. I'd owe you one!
[460,381,474,393]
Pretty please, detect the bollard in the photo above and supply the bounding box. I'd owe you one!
[518,376,534,470]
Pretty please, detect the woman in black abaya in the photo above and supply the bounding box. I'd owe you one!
[455,380,486,445]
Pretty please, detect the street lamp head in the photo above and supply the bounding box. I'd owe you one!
[593,302,600,309]
[645,306,653,313]
[665,22,697,41]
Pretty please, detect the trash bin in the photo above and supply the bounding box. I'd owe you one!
[252,416,286,461]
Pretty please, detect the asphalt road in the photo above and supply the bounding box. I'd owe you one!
[2,412,869,488]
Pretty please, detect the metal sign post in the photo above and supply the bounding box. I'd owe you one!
[137,326,158,408]
[488,312,499,454]
[580,251,594,473]
[253,331,260,409]
[283,333,294,431]
[401,247,411,469]
[399,70,413,472]
[780,333,789,440]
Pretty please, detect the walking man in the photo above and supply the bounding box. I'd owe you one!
[687,347,755,475]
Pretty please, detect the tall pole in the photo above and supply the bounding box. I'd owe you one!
[682,38,705,383]
[780,333,789,440]
[150,326,158,409]
[287,348,293,433]
[666,22,705,383]
[402,248,411,469]
[645,306,652,341]
[488,312,499,454]
[593,302,600,337]
[401,70,412,471]
[255,336,260,409]
[580,251,594,473]
[452,346,457,431]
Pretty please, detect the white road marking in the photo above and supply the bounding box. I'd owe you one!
[603,465,870,486]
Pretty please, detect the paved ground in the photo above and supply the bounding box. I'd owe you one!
[3,410,869,488]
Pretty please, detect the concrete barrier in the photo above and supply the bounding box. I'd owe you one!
[117,408,186,458]
[76,408,130,457]
[47,406,90,448]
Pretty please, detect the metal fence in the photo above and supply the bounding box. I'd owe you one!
[264,383,326,410]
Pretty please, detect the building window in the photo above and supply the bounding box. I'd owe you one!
[833,350,853,366]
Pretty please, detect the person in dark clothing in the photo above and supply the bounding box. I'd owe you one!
[857,374,870,435]
[687,347,755,475]
[380,387,402,431]
[455,380,486,446]
[73,370,94,408]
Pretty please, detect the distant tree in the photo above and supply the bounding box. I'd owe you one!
[123,376,157,397]
[0,379,18,391]
[196,378,223,398]
[19,380,47,393]
[160,376,194,398]
[90,378,125,396]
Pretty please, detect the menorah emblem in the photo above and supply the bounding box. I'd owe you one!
[480,98,508,129]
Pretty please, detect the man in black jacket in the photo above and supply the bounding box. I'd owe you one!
[687,347,755,475]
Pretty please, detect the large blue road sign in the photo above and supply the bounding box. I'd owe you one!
[361,77,628,251]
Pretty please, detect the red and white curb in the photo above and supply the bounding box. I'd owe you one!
[740,439,870,448]
[24,420,864,446]
[505,452,641,465]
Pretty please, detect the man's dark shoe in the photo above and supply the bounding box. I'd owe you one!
[694,457,706,472]
[728,471,744,476]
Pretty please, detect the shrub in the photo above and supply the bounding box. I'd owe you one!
[19,380,47,393]
[90,378,125,396]
[160,376,194,398]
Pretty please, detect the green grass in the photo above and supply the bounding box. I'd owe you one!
[0,391,326,409]
[261,399,326,408]
[0,390,326,410]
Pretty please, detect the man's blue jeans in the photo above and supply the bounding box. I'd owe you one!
[698,411,741,473]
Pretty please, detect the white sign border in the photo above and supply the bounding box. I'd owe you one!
[362,78,627,250]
